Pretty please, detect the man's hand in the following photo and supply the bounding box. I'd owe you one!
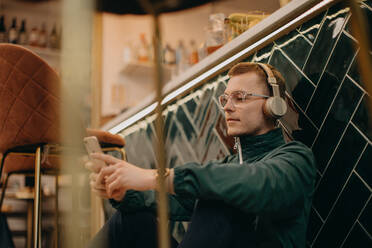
[84,155,125,201]
[92,153,157,199]
[89,172,125,201]
[84,155,106,191]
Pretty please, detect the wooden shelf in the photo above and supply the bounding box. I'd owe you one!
[22,45,60,58]
[5,191,55,200]
[121,61,172,82]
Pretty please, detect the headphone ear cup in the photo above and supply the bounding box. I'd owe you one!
[263,98,273,118]
[264,97,287,119]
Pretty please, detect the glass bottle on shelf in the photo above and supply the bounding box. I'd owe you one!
[205,13,225,55]
[163,43,176,65]
[28,26,39,46]
[176,40,189,74]
[38,22,47,48]
[223,18,232,44]
[18,19,27,45]
[122,41,134,63]
[198,42,207,61]
[189,39,199,65]
[163,43,176,79]
[0,15,6,43]
[49,23,58,49]
[138,33,149,63]
[8,17,18,44]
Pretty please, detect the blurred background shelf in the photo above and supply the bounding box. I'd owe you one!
[121,61,172,81]
[22,45,60,58]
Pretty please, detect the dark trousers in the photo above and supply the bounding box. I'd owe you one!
[87,200,257,248]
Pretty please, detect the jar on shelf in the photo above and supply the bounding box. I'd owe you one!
[205,13,225,55]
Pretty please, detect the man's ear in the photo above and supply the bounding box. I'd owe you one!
[262,99,278,126]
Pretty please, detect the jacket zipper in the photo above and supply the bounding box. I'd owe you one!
[235,137,259,230]
[234,137,243,165]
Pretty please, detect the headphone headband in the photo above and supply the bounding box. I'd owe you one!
[256,63,281,98]
[256,63,287,118]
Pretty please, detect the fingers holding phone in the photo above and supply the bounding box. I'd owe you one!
[84,136,106,172]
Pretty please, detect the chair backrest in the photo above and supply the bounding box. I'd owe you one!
[0,44,60,153]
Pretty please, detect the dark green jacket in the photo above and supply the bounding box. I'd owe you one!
[111,128,316,247]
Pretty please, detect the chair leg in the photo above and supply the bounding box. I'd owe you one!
[119,148,127,161]
[34,147,42,248]
[0,154,6,210]
[0,173,9,211]
[54,174,59,248]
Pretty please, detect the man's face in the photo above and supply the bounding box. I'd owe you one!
[223,71,274,136]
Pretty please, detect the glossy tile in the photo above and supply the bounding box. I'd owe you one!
[344,3,371,47]
[200,133,229,164]
[242,54,254,63]
[303,3,349,84]
[213,81,226,104]
[347,52,372,91]
[325,32,357,79]
[275,29,312,68]
[343,15,352,36]
[195,101,221,161]
[299,10,326,43]
[184,97,198,117]
[170,121,198,163]
[365,0,372,8]
[311,77,363,172]
[168,116,178,144]
[122,132,136,160]
[306,73,341,128]
[214,114,235,153]
[270,48,315,111]
[253,43,274,63]
[167,147,185,169]
[127,128,156,169]
[313,173,370,248]
[306,33,357,126]
[306,208,323,245]
[175,105,197,143]
[359,198,372,235]
[342,222,372,248]
[164,110,175,140]
[347,56,361,88]
[291,106,318,147]
[194,87,214,129]
[145,121,156,143]
[314,171,322,189]
[313,125,366,218]
[355,144,372,188]
[352,94,372,141]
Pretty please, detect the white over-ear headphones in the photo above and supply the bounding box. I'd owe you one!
[256,63,287,119]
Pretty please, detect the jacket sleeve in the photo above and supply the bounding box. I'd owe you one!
[110,190,195,221]
[173,142,316,215]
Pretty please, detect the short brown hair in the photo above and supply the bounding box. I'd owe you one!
[227,62,286,98]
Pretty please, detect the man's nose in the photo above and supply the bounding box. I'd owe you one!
[223,97,235,112]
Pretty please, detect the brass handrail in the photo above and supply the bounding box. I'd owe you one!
[347,0,372,123]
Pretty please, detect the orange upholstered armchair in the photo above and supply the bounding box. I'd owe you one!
[0,44,125,248]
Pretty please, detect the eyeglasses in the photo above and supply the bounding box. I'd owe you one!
[218,91,269,108]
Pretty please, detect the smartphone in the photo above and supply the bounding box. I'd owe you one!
[83,136,106,168]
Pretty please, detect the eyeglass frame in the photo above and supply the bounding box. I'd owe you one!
[218,90,270,109]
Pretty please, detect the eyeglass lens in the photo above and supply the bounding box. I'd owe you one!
[219,92,246,107]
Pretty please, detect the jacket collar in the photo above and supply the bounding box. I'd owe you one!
[238,128,285,161]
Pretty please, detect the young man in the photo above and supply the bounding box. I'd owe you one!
[86,62,316,248]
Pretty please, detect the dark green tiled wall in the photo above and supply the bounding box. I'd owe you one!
[120,1,372,246]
